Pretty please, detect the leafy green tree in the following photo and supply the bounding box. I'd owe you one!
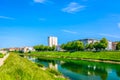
[34,45,56,51]
[85,43,94,51]
[51,45,56,51]
[116,42,120,50]
[74,41,84,51]
[99,38,108,50]
[61,41,84,51]
[93,42,100,51]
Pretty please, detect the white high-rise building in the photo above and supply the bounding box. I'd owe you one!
[48,36,58,47]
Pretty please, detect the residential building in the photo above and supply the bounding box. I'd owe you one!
[79,39,98,46]
[107,41,112,50]
[48,36,58,47]
[112,42,118,50]
[8,48,20,52]
[0,50,8,55]
[20,47,35,53]
[79,38,113,50]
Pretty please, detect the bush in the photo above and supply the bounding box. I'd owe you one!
[47,68,62,76]
[0,53,4,58]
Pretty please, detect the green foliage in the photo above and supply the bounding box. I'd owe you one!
[35,63,44,67]
[85,43,94,51]
[116,42,120,50]
[0,53,4,58]
[34,45,56,51]
[47,69,62,76]
[61,38,108,51]
[0,53,66,80]
[99,38,108,50]
[93,38,108,51]
[31,51,120,61]
[93,42,100,51]
[61,41,84,51]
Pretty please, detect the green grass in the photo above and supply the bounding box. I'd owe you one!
[0,53,4,58]
[0,53,67,80]
[29,51,120,61]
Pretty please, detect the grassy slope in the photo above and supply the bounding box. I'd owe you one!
[0,53,65,80]
[0,53,4,58]
[30,51,120,61]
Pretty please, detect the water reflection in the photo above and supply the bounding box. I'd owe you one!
[61,61,108,80]
[24,56,120,80]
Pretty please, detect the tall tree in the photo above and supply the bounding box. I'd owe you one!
[93,42,100,51]
[100,38,108,50]
[116,42,120,50]
[86,43,94,51]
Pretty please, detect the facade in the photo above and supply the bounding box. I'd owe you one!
[48,36,58,47]
[112,42,118,50]
[106,41,112,50]
[79,38,113,50]
[8,48,20,52]
[20,47,35,53]
[79,39,98,46]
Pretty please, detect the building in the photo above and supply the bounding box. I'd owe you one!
[48,36,58,47]
[79,38,113,50]
[112,42,118,50]
[20,47,35,53]
[107,41,112,50]
[79,39,98,46]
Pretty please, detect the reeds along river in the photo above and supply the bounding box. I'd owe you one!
[26,56,120,80]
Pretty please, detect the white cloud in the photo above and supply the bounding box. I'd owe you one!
[34,0,46,3]
[99,33,120,39]
[0,16,15,20]
[62,29,78,34]
[118,23,120,28]
[62,2,86,13]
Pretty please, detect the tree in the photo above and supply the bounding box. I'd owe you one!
[93,42,101,51]
[34,45,56,51]
[74,41,84,51]
[116,42,120,50]
[60,41,84,51]
[99,38,108,50]
[85,43,94,51]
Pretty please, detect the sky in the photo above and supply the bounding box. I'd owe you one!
[0,0,120,48]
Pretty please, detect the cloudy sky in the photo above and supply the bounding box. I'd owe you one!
[0,0,120,48]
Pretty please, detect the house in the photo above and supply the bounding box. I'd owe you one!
[112,42,118,50]
[20,47,35,53]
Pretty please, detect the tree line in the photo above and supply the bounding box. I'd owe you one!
[33,38,120,52]
[34,45,56,51]
[61,38,120,51]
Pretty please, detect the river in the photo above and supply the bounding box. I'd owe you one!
[26,56,120,80]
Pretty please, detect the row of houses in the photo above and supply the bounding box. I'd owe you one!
[79,39,117,50]
[1,47,35,53]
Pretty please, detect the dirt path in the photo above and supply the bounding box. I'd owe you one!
[0,53,9,66]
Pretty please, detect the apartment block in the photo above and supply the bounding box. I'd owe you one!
[48,36,58,47]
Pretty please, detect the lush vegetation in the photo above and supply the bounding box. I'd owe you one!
[61,38,108,51]
[61,40,84,51]
[34,45,56,51]
[29,51,120,61]
[0,53,66,80]
[0,53,4,58]
[116,42,120,50]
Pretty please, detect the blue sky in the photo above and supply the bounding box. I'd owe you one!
[0,0,120,48]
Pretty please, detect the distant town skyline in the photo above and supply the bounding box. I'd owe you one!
[0,0,120,48]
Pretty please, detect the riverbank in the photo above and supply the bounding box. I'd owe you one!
[27,51,120,64]
[0,53,67,80]
[0,53,9,66]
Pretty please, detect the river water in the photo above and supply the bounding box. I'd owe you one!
[26,56,120,80]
